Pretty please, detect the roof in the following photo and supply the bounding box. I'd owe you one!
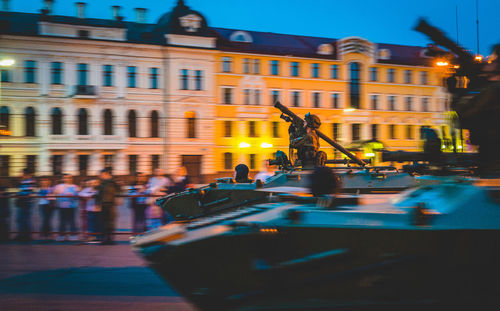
[0,10,431,66]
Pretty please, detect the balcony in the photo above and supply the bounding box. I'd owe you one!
[73,85,97,98]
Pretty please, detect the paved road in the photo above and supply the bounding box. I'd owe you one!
[0,239,198,311]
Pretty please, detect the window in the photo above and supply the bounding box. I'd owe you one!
[254,90,261,105]
[369,67,378,81]
[104,155,114,173]
[129,155,138,175]
[77,108,88,135]
[387,68,395,83]
[0,106,8,132]
[25,107,36,137]
[332,123,340,140]
[103,65,113,87]
[103,109,113,135]
[330,64,339,79]
[271,90,280,105]
[272,121,279,138]
[406,125,413,139]
[77,63,88,86]
[128,110,137,137]
[388,96,396,110]
[186,112,196,138]
[223,88,233,104]
[51,155,63,176]
[180,69,189,90]
[420,71,428,85]
[270,60,280,75]
[405,96,413,111]
[351,124,361,141]
[0,155,9,177]
[222,57,232,72]
[349,62,361,109]
[243,89,250,105]
[224,152,233,170]
[25,60,37,83]
[0,69,10,83]
[370,95,379,110]
[78,30,89,38]
[422,97,429,112]
[151,110,159,137]
[51,107,63,135]
[224,121,232,137]
[78,155,88,176]
[404,70,412,84]
[51,62,63,85]
[243,58,250,74]
[313,92,321,108]
[26,155,36,174]
[127,66,136,88]
[290,62,299,77]
[249,154,256,170]
[389,124,396,139]
[150,67,159,89]
[311,63,320,78]
[151,155,160,173]
[253,59,260,74]
[371,124,378,140]
[195,70,203,90]
[248,121,257,137]
[292,91,300,107]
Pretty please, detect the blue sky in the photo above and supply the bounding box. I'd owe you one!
[12,0,500,56]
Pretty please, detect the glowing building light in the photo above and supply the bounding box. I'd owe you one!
[0,59,15,67]
[364,152,375,157]
[238,142,250,148]
[474,55,483,62]
[436,60,449,67]
[260,142,273,148]
[343,108,356,112]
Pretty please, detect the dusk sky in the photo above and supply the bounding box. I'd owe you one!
[12,0,500,56]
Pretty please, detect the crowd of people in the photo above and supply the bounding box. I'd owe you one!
[0,167,190,244]
[0,161,277,245]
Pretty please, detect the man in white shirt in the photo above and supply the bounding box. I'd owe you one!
[147,168,172,192]
[254,160,275,184]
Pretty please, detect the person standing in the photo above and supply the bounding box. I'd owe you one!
[38,177,55,240]
[96,167,121,245]
[0,181,10,242]
[15,169,36,241]
[53,174,80,241]
[128,172,149,235]
[147,168,171,194]
[79,179,101,242]
[168,166,190,193]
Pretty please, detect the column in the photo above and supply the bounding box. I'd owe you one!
[39,60,50,96]
[65,62,76,96]
[115,151,127,175]
[89,151,101,176]
[64,151,77,175]
[116,64,126,98]
[38,149,51,176]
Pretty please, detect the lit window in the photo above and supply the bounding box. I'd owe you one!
[270,60,280,75]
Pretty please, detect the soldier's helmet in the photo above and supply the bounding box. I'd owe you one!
[305,113,321,129]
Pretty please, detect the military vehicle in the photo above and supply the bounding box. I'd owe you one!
[132,18,500,309]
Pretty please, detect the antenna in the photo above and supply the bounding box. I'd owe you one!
[455,5,459,45]
[476,0,479,54]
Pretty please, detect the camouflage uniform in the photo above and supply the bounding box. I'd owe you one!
[290,113,321,167]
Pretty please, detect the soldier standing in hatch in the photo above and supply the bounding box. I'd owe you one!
[290,113,322,167]
[96,167,121,245]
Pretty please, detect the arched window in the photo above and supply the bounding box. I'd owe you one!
[0,106,10,131]
[128,110,137,138]
[25,107,36,137]
[185,111,196,138]
[77,108,88,135]
[349,62,361,109]
[51,107,63,135]
[150,110,159,138]
[103,109,113,135]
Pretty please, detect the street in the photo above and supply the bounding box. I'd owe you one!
[0,240,198,311]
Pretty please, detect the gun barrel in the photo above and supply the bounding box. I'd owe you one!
[274,101,366,166]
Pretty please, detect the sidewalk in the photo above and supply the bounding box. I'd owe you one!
[0,239,198,311]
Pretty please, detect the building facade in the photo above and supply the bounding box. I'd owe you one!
[0,0,449,180]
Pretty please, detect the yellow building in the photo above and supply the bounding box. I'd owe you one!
[213,33,448,173]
